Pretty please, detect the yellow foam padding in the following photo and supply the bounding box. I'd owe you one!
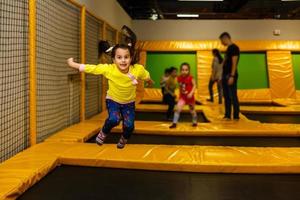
[138,40,300,51]
[0,142,72,200]
[45,121,101,143]
[238,89,272,101]
[144,88,273,102]
[4,142,300,199]
[240,105,300,114]
[113,121,300,137]
[135,104,203,112]
[196,51,214,97]
[267,51,296,99]
[273,98,300,106]
[297,91,300,100]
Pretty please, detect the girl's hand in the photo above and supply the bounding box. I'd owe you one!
[187,92,193,99]
[228,77,234,85]
[67,58,81,70]
[67,58,74,66]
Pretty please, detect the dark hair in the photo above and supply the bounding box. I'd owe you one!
[111,44,132,59]
[180,62,190,74]
[169,66,177,73]
[164,68,171,74]
[212,49,223,64]
[219,32,231,39]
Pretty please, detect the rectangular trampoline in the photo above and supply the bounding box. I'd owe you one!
[135,111,209,122]
[87,132,300,147]
[18,165,300,200]
[244,113,300,124]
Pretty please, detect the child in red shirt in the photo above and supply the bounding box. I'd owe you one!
[170,62,197,128]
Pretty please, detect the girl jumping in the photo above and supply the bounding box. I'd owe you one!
[67,44,153,148]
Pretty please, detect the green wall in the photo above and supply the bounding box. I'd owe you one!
[146,52,197,88]
[292,53,300,90]
[145,52,269,89]
[237,53,269,89]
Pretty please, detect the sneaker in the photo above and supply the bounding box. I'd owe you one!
[117,136,128,149]
[222,117,231,121]
[233,117,240,121]
[192,123,197,127]
[96,130,107,146]
[169,123,177,129]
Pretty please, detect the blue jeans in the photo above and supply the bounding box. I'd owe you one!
[102,99,135,139]
[222,75,240,119]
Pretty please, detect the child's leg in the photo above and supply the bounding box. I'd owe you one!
[166,94,175,119]
[117,102,135,148]
[170,99,185,128]
[96,99,121,145]
[189,104,198,126]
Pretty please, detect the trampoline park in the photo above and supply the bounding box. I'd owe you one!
[2,0,300,200]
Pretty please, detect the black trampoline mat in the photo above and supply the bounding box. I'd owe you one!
[140,100,202,105]
[244,113,300,124]
[18,165,300,200]
[87,133,300,147]
[135,111,209,122]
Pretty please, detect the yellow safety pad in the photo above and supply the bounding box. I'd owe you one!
[238,89,272,101]
[138,40,300,51]
[3,142,300,198]
[60,143,300,174]
[144,88,273,102]
[112,121,300,137]
[273,98,300,106]
[197,51,213,97]
[241,105,300,114]
[45,121,101,143]
[0,142,73,200]
[296,91,300,100]
[267,51,296,99]
[136,104,203,112]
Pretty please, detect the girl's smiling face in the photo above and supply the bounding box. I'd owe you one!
[113,48,132,73]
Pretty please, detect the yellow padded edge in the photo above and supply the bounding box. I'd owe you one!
[138,40,300,51]
[3,142,300,198]
[0,142,73,200]
[143,88,273,102]
[59,143,300,174]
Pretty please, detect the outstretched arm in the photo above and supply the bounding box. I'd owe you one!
[67,58,81,70]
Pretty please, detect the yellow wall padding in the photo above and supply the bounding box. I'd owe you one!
[143,88,272,102]
[267,51,296,99]
[29,0,37,146]
[4,142,300,199]
[297,91,300,100]
[138,40,300,51]
[196,51,213,97]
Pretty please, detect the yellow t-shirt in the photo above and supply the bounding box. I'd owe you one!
[82,63,150,103]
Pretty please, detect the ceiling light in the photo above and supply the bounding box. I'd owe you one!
[177,14,199,17]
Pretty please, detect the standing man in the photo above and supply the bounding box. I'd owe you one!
[219,32,240,120]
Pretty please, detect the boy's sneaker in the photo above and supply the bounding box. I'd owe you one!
[96,130,107,146]
[117,136,128,149]
[192,123,197,127]
[169,123,177,129]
